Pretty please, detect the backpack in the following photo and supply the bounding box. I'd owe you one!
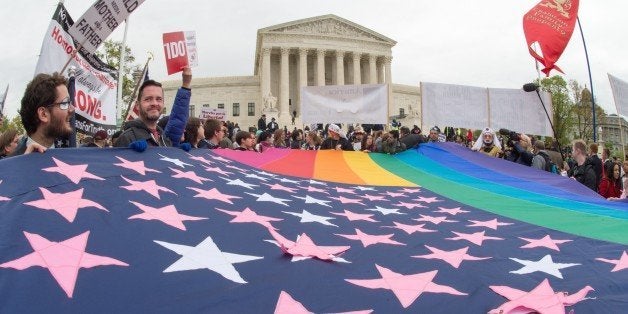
[537,151,558,174]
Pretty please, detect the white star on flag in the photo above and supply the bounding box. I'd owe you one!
[510,255,580,279]
[159,154,193,168]
[282,210,338,227]
[245,192,292,206]
[154,236,262,284]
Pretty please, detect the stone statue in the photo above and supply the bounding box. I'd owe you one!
[263,92,277,110]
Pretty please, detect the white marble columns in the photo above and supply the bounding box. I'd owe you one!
[335,50,344,85]
[261,48,271,99]
[280,47,290,118]
[368,54,377,84]
[316,49,326,86]
[352,52,361,85]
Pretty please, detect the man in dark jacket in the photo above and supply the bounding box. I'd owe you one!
[115,67,192,148]
[571,140,597,192]
[399,126,425,149]
[257,114,267,131]
[588,143,603,187]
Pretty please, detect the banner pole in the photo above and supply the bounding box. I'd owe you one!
[576,17,598,142]
[123,55,151,122]
[117,17,130,128]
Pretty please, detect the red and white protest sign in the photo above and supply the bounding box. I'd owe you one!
[163,31,197,75]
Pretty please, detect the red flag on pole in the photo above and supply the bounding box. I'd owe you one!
[523,0,579,76]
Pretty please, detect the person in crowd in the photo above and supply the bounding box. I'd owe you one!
[380,130,406,155]
[454,134,466,146]
[471,127,502,157]
[601,148,613,178]
[373,130,384,152]
[427,126,446,143]
[257,114,267,131]
[273,129,287,148]
[218,123,232,149]
[116,67,192,148]
[198,119,223,149]
[598,161,622,199]
[569,139,597,192]
[111,130,122,147]
[411,125,421,134]
[267,117,279,132]
[321,124,354,151]
[302,131,321,150]
[361,133,375,152]
[0,128,20,159]
[621,160,628,199]
[588,143,603,186]
[292,110,297,125]
[255,130,274,152]
[11,72,73,156]
[231,123,240,142]
[351,126,365,151]
[290,129,304,149]
[506,133,534,167]
[399,126,424,150]
[183,117,205,148]
[81,130,108,148]
[234,130,257,152]
[531,141,551,171]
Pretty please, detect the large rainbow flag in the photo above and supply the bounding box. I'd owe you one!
[0,143,626,312]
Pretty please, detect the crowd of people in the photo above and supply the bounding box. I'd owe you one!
[1,69,626,201]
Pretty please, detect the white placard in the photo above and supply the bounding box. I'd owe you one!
[301,84,388,124]
[200,108,226,121]
[184,31,198,67]
[489,88,553,137]
[421,82,488,130]
[69,0,146,53]
[609,73,628,117]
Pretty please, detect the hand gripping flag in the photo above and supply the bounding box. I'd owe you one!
[523,0,579,76]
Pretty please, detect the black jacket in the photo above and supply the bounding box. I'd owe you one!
[320,137,354,151]
[115,120,172,147]
[572,159,598,192]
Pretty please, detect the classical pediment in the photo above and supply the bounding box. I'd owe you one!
[259,15,396,45]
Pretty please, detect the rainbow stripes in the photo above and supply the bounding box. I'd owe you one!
[214,143,628,244]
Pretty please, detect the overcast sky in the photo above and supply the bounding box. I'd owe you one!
[1,0,626,119]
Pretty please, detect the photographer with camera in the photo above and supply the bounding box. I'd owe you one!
[500,129,534,167]
[471,127,502,158]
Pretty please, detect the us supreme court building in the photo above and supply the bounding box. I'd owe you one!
[163,14,421,129]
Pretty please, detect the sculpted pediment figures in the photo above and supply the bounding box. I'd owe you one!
[266,18,390,43]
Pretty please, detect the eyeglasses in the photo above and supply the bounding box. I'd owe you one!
[49,98,73,110]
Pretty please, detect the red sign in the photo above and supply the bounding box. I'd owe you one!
[162,31,188,75]
[523,0,579,76]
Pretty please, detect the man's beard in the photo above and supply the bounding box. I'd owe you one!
[45,113,73,138]
[139,105,161,122]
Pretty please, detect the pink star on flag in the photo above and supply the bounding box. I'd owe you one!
[274,291,373,314]
[335,187,356,194]
[128,201,207,231]
[335,228,405,247]
[414,214,457,225]
[0,231,128,298]
[274,291,312,314]
[302,186,329,194]
[416,196,440,204]
[362,194,387,201]
[120,176,176,199]
[435,207,469,215]
[24,187,107,222]
[331,210,379,223]
[170,168,212,184]
[596,251,628,272]
[204,166,233,176]
[394,201,426,210]
[188,187,241,204]
[43,157,105,184]
[447,231,504,246]
[268,228,350,261]
[114,156,161,175]
[329,196,365,205]
[384,221,437,235]
[466,219,513,230]
[400,188,421,193]
[264,183,298,193]
[519,235,572,251]
[383,191,405,197]
[346,264,467,308]
[489,279,593,314]
[413,245,490,268]
[216,207,283,230]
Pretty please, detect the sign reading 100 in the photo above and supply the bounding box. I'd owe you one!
[163,41,186,60]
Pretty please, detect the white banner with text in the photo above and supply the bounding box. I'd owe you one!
[301,84,388,124]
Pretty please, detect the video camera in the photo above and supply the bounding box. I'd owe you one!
[498,128,521,141]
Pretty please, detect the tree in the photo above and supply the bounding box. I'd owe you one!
[569,81,605,142]
[538,75,574,147]
[0,115,25,135]
[95,40,140,108]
